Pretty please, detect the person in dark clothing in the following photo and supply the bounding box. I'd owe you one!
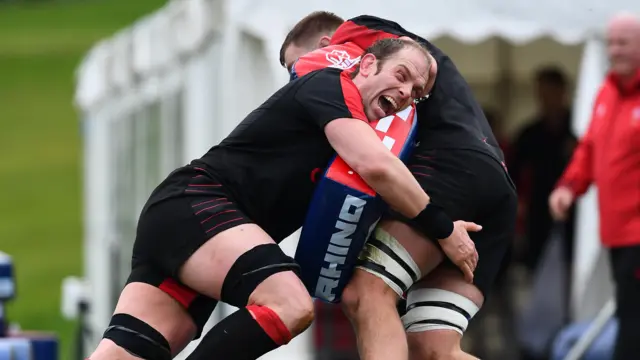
[509,66,577,273]
[281,13,517,360]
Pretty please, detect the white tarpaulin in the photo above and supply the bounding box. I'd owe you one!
[76,0,640,112]
[237,0,638,45]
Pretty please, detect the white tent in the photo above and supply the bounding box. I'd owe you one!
[72,0,639,358]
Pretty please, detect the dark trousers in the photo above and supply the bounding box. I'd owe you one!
[610,245,640,360]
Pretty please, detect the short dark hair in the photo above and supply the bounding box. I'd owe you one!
[279,11,345,67]
[535,66,567,88]
[351,38,431,78]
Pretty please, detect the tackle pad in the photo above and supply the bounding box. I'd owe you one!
[295,105,418,303]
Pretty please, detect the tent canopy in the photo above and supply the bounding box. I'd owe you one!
[74,0,639,112]
[237,0,639,44]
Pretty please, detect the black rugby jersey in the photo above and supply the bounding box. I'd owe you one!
[192,68,368,241]
[331,15,506,162]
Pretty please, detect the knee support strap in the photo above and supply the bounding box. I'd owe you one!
[401,288,480,335]
[221,243,300,307]
[356,227,421,297]
[103,313,171,360]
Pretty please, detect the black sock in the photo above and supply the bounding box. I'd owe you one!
[185,308,280,360]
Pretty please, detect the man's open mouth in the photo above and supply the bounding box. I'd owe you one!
[378,95,398,116]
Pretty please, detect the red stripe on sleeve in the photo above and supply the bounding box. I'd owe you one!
[339,72,367,121]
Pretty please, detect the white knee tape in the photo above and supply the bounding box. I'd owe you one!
[402,288,480,335]
[356,228,421,297]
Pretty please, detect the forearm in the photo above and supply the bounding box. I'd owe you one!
[556,144,593,196]
[326,118,429,218]
[360,154,429,219]
[359,155,452,241]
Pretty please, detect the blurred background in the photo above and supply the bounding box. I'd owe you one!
[0,1,168,359]
[0,0,635,359]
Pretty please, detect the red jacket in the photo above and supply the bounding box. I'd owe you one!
[557,70,640,247]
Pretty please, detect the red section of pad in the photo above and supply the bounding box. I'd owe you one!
[325,156,375,196]
[159,278,198,308]
[325,105,416,197]
[247,305,292,345]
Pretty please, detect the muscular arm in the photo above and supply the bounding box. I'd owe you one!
[325,118,429,218]
[555,91,602,196]
[556,124,594,196]
[295,69,434,221]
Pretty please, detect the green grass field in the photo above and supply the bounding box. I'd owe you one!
[0,0,166,357]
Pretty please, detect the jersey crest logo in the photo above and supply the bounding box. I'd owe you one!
[326,50,360,70]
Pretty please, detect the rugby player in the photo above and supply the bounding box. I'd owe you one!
[280,12,518,360]
[87,38,480,360]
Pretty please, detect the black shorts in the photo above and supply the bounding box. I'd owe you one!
[127,166,253,338]
[389,148,517,297]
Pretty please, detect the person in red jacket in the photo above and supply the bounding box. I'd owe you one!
[281,12,517,360]
[549,12,640,360]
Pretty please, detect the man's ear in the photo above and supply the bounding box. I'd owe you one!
[317,35,331,48]
[358,53,377,77]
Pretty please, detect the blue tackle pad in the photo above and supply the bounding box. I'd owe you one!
[295,105,418,303]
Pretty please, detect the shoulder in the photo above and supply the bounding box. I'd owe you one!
[295,69,367,121]
[288,68,337,93]
[589,76,618,118]
[292,44,362,79]
[347,15,406,34]
[595,76,617,100]
[294,68,345,89]
[298,68,363,106]
[293,68,358,104]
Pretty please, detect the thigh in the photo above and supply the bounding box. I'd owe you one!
[458,152,516,298]
[126,263,218,340]
[109,281,199,355]
[134,166,254,278]
[355,219,444,300]
[379,219,444,276]
[403,148,479,222]
[413,265,484,307]
[359,149,482,299]
[178,223,282,300]
[131,166,254,336]
[378,219,444,282]
[404,266,484,353]
[467,223,514,298]
[179,222,312,334]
